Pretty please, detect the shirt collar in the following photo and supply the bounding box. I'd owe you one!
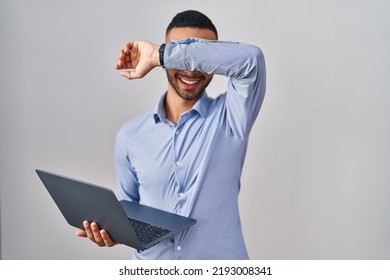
[153,91,211,124]
[153,93,167,124]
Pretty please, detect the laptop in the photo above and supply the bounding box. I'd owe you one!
[36,169,196,251]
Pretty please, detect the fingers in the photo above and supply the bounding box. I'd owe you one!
[116,50,130,70]
[78,220,117,247]
[90,222,105,245]
[116,42,135,70]
[115,41,160,79]
[83,220,96,241]
[122,41,134,53]
[101,229,118,247]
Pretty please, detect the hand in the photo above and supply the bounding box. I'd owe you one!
[75,220,118,247]
[115,41,160,79]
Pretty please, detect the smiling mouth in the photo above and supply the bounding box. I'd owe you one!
[178,76,202,88]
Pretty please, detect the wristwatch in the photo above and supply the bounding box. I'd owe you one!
[159,43,166,68]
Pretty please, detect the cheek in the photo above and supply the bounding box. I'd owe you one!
[205,74,213,79]
[167,70,178,76]
[204,74,214,83]
[166,70,178,83]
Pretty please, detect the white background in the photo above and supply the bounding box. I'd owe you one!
[1,0,389,259]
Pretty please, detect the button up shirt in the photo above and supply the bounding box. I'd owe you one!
[115,38,266,259]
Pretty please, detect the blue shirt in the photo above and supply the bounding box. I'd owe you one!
[115,38,266,259]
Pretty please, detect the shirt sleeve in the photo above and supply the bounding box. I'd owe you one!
[114,127,140,202]
[164,38,266,139]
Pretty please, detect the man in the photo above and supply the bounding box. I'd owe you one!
[76,10,266,260]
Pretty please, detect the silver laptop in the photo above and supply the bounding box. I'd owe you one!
[36,169,196,251]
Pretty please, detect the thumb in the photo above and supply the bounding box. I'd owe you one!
[75,229,87,237]
[119,65,153,79]
[120,70,142,80]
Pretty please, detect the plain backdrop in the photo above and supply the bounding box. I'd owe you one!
[1,0,389,259]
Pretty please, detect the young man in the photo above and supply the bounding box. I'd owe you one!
[76,10,266,260]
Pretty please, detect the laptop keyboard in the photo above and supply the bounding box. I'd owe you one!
[128,218,171,244]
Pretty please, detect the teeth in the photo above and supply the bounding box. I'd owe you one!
[180,78,199,85]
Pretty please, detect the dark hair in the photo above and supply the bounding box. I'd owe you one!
[166,10,218,39]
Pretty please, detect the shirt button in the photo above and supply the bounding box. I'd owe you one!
[176,245,182,251]
[177,192,183,198]
[175,161,180,166]
[175,130,180,135]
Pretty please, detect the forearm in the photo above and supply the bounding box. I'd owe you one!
[163,38,266,139]
[163,38,265,80]
[115,130,140,202]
